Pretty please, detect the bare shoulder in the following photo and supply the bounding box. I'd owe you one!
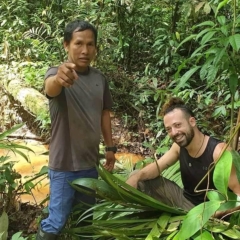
[170,142,180,155]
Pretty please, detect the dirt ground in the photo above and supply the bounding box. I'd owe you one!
[7,203,43,238]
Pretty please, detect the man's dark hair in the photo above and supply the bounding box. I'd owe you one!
[161,97,195,118]
[64,20,98,45]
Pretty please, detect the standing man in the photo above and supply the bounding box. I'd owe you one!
[36,20,116,239]
[127,97,240,215]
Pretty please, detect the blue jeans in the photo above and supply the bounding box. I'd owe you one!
[41,168,98,234]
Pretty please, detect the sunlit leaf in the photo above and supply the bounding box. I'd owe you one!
[216,0,229,17]
[11,232,25,240]
[220,25,229,36]
[178,201,221,239]
[203,2,211,14]
[214,150,232,196]
[175,32,180,41]
[213,106,227,117]
[39,165,48,175]
[229,34,240,51]
[194,230,215,240]
[221,228,240,239]
[207,190,239,211]
[217,16,226,25]
[0,211,8,240]
[195,2,205,13]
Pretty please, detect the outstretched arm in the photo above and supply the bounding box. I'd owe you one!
[45,62,78,97]
[126,143,180,188]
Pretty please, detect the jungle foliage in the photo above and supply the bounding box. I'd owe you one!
[0,0,239,149]
[68,148,240,240]
[0,0,240,239]
[0,124,48,240]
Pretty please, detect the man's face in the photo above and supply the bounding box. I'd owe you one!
[163,109,195,147]
[64,29,96,72]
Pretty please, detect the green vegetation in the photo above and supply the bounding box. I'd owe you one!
[0,0,239,146]
[67,153,240,239]
[0,0,239,239]
[0,124,48,240]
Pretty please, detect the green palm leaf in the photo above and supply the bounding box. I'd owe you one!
[0,123,24,140]
[0,124,34,162]
[67,165,240,239]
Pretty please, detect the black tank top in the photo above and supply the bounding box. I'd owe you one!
[179,136,222,205]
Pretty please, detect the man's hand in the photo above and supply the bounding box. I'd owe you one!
[55,62,79,87]
[104,151,116,172]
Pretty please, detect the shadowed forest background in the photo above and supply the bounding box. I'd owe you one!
[0,0,240,239]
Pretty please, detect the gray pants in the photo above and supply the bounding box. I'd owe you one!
[137,176,195,211]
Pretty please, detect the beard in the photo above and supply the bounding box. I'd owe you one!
[172,127,194,147]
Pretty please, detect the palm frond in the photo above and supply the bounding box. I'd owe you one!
[67,165,240,239]
[71,166,185,214]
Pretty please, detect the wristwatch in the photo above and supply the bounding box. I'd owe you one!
[105,146,117,153]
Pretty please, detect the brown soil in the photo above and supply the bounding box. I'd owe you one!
[7,203,43,238]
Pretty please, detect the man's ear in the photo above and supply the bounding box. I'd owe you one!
[64,41,69,52]
[189,117,196,127]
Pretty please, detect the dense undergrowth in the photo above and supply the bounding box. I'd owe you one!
[0,0,240,239]
[0,0,239,150]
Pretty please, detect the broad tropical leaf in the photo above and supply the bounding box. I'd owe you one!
[213,150,232,196]
[229,34,240,52]
[231,150,240,183]
[177,201,221,239]
[72,166,185,214]
[68,166,240,239]
[0,211,8,240]
[207,190,240,211]
[194,230,215,240]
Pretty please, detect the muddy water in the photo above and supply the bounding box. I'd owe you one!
[3,141,144,205]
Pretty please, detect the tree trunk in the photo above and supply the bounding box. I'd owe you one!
[0,65,49,118]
